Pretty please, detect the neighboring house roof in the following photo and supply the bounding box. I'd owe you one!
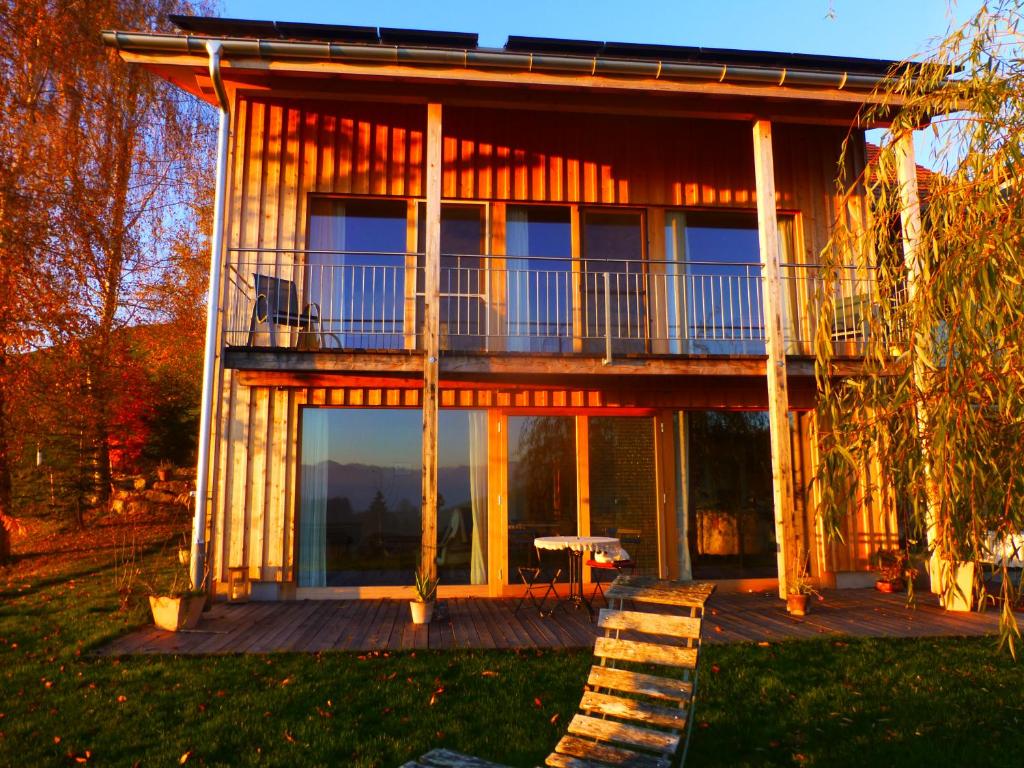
[866,142,936,190]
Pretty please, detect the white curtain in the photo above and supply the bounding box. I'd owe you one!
[468,411,489,584]
[308,200,346,347]
[665,212,689,355]
[298,411,329,587]
[777,218,798,354]
[505,206,531,352]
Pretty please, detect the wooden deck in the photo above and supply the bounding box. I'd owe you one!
[100,589,1005,656]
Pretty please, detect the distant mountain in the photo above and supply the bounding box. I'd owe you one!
[305,461,472,512]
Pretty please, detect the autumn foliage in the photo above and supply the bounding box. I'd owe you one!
[0,0,213,556]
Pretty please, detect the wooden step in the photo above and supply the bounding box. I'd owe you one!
[587,665,692,703]
[597,608,702,640]
[567,714,680,755]
[579,691,687,730]
[594,636,698,669]
[549,736,671,768]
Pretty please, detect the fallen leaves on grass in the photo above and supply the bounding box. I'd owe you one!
[179,750,192,764]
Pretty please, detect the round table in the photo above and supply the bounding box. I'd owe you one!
[534,536,622,615]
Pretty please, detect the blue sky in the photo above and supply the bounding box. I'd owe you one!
[219,1,973,166]
[220,0,968,62]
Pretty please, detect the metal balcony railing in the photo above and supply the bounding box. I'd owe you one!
[223,248,877,357]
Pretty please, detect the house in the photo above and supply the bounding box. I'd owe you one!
[104,16,926,601]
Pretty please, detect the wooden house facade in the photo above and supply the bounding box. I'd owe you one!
[106,17,915,601]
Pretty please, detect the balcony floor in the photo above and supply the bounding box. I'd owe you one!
[98,589,1005,656]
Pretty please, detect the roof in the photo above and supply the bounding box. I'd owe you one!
[866,142,935,188]
[167,14,911,78]
[102,15,931,125]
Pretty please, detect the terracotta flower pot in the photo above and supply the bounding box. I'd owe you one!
[786,593,809,616]
[157,469,170,482]
[409,600,434,625]
[149,594,205,631]
[875,578,905,593]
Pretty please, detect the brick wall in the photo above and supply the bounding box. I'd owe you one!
[588,417,658,575]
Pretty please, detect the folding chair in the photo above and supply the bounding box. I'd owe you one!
[514,545,562,617]
[587,527,640,603]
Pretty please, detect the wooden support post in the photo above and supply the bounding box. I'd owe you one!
[421,102,442,582]
[753,119,798,599]
[894,132,942,594]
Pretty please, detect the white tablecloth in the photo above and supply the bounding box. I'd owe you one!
[534,535,626,560]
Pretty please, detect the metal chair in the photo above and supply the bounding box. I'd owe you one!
[587,527,640,603]
[247,273,321,348]
[514,542,563,617]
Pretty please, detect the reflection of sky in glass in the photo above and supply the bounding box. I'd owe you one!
[684,225,760,265]
[310,198,407,254]
[305,408,471,469]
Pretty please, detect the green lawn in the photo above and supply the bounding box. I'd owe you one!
[2,512,1022,767]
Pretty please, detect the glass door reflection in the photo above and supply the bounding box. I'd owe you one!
[507,416,577,582]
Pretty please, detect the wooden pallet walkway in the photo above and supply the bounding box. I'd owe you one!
[98,589,1006,656]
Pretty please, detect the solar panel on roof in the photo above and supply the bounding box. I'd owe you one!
[165,15,912,75]
[379,28,478,48]
[275,21,378,43]
[505,35,603,56]
[169,15,379,43]
[169,15,278,37]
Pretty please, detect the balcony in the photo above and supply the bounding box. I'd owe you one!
[223,248,876,367]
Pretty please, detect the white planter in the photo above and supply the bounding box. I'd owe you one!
[409,600,434,624]
[149,594,205,631]
[937,561,977,612]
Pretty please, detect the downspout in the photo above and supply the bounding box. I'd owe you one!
[191,40,230,591]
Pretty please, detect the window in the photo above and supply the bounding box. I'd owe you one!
[436,410,488,585]
[505,205,573,352]
[507,415,577,581]
[588,417,659,576]
[665,211,798,354]
[298,408,421,587]
[418,203,487,351]
[308,198,409,349]
[582,210,646,353]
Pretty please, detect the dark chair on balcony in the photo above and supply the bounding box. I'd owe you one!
[247,273,321,349]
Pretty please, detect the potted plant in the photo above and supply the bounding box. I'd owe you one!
[156,459,174,483]
[871,548,916,593]
[786,550,819,616]
[144,550,205,632]
[410,568,438,624]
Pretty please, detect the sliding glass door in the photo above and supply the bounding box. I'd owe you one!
[298,408,422,587]
[505,205,573,352]
[683,410,777,579]
[582,210,647,354]
[307,198,408,350]
[419,203,487,351]
[506,415,577,580]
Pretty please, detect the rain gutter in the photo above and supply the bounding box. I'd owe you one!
[102,31,894,92]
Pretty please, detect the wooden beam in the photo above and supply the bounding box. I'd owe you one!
[224,347,869,379]
[895,131,941,594]
[421,102,443,582]
[753,119,799,599]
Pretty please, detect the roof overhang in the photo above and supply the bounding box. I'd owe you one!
[102,24,925,127]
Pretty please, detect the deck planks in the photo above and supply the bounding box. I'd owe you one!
[98,590,1008,656]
